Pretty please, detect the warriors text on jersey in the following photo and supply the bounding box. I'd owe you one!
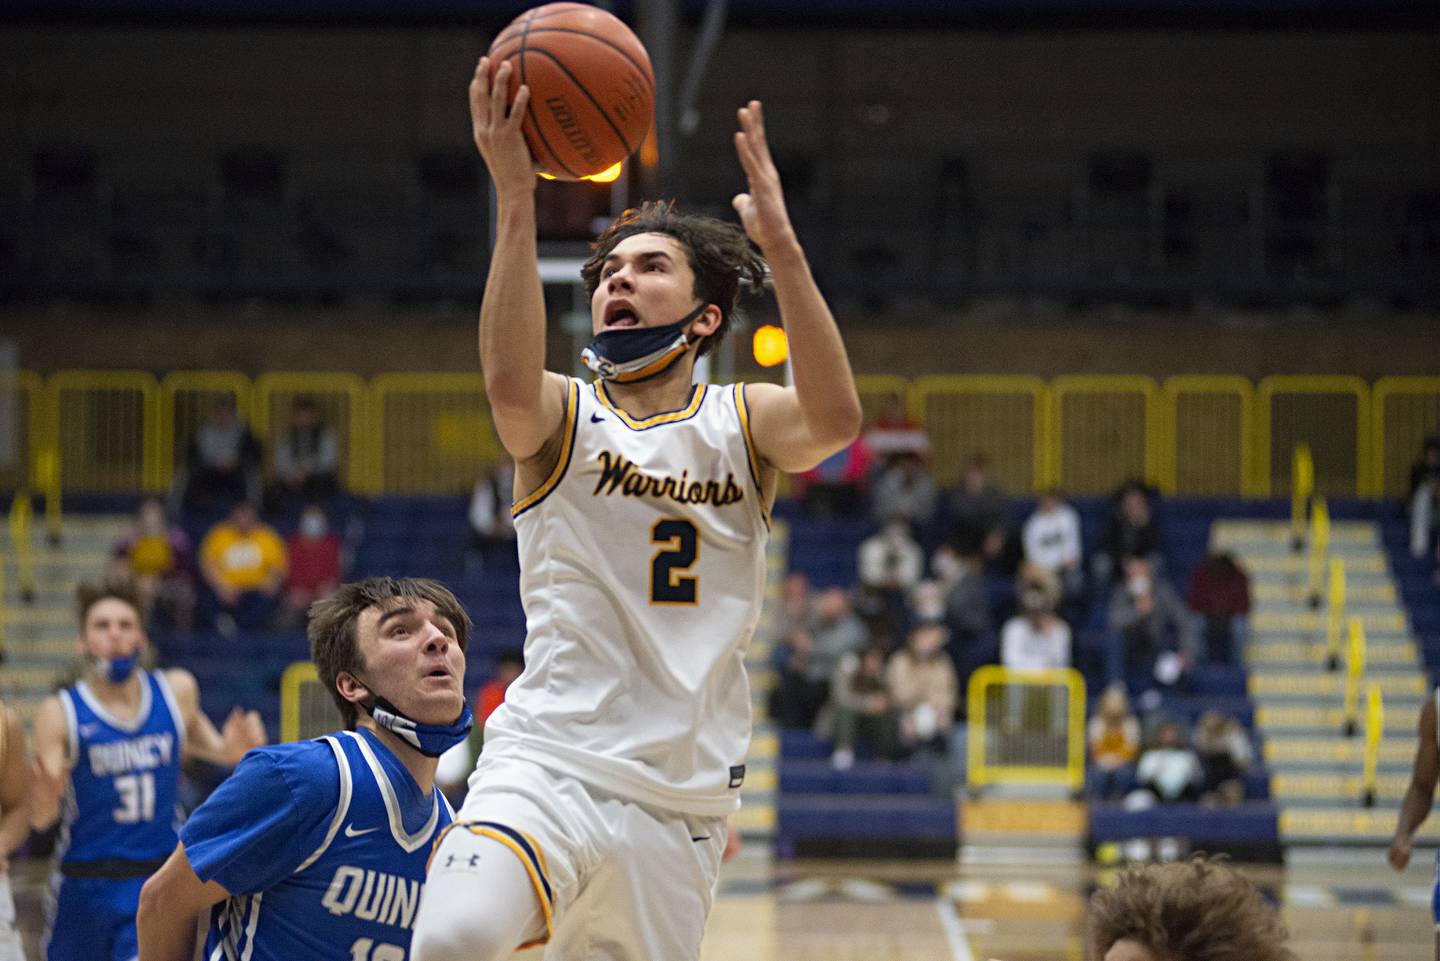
[184,728,453,961]
[481,378,770,816]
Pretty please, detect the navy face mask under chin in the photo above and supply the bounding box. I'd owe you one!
[581,302,708,384]
[101,656,137,684]
[366,695,474,758]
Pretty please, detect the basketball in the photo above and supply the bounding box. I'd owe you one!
[488,3,655,181]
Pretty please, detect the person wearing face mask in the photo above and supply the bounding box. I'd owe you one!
[29,584,266,961]
[109,495,196,630]
[279,504,344,626]
[1106,556,1199,692]
[138,577,471,961]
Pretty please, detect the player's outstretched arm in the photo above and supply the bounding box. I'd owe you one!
[731,101,862,472]
[470,55,568,463]
[137,843,229,961]
[1390,694,1438,870]
[0,707,30,866]
[28,695,70,832]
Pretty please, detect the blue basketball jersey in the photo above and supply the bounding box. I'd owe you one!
[55,670,185,866]
[185,728,453,961]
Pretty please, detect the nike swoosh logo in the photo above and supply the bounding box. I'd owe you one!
[344,824,379,838]
[590,413,605,423]
[690,835,711,842]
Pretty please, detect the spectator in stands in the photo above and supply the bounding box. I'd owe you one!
[795,434,871,518]
[935,538,994,693]
[1131,718,1203,805]
[1000,566,1071,670]
[946,454,1009,564]
[1094,481,1165,589]
[1087,858,1297,961]
[109,495,196,629]
[179,395,263,514]
[807,587,869,683]
[264,395,340,518]
[885,621,958,759]
[857,519,925,643]
[1186,550,1251,665]
[1022,489,1084,600]
[1107,556,1198,690]
[198,500,288,634]
[466,453,517,575]
[1410,436,1440,581]
[1088,683,1140,800]
[278,504,343,626]
[765,570,814,648]
[1192,710,1252,807]
[767,626,829,730]
[825,642,896,770]
[870,451,937,529]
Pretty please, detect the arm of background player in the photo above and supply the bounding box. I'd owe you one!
[0,707,30,865]
[1390,695,1438,870]
[731,101,862,473]
[167,668,267,767]
[470,55,568,463]
[137,842,229,961]
[28,695,70,832]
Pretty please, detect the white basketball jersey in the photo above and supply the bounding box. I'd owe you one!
[482,377,770,816]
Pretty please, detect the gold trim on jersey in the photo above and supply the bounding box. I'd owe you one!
[604,341,692,384]
[649,516,700,606]
[732,383,771,529]
[596,382,707,430]
[511,379,580,518]
[432,820,555,948]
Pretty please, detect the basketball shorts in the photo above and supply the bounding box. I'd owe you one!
[44,875,143,961]
[424,755,728,961]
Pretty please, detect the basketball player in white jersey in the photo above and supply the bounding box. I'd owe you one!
[411,58,862,961]
[1390,688,1439,958]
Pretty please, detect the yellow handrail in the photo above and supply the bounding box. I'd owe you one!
[0,554,6,659]
[7,494,35,603]
[966,665,1086,793]
[36,447,61,545]
[279,661,319,743]
[1361,682,1382,807]
[1307,496,1329,609]
[1324,557,1345,672]
[1291,443,1313,552]
[1343,618,1366,737]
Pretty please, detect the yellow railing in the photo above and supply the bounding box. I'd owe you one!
[1291,443,1313,551]
[1361,683,1382,807]
[1342,617,1366,737]
[2,370,1436,499]
[279,660,343,742]
[1324,557,1345,672]
[1308,495,1329,608]
[7,494,36,603]
[966,665,1086,793]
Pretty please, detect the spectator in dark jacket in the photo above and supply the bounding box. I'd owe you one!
[1187,551,1251,665]
[1094,481,1165,590]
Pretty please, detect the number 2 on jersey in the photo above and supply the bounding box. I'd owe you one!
[651,518,698,604]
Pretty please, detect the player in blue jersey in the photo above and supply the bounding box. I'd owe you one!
[1390,688,1439,957]
[29,583,265,961]
[136,576,472,961]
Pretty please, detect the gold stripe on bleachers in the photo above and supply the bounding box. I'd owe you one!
[1248,642,1416,665]
[961,799,1087,837]
[1280,808,1439,840]
[1251,610,1408,633]
[1256,705,1417,732]
[1271,772,1425,801]
[1253,582,1396,603]
[1263,738,1417,764]
[1249,673,1425,697]
[0,608,71,628]
[1210,521,1376,545]
[1242,555,1387,574]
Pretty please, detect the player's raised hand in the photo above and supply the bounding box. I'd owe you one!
[732,101,797,254]
[469,56,535,197]
[1388,833,1413,871]
[221,706,267,764]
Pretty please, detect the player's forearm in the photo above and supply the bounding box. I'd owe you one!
[136,900,200,961]
[1394,784,1434,842]
[767,242,861,446]
[0,804,28,856]
[479,198,548,409]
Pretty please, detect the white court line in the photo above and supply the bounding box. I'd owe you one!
[935,896,976,961]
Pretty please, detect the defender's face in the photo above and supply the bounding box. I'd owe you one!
[591,232,702,336]
[353,599,465,726]
[78,598,147,664]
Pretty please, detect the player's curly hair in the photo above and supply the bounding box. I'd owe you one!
[1088,858,1296,961]
[580,200,768,358]
[76,581,144,626]
[309,577,472,730]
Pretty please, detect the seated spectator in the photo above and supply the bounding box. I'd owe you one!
[935,539,994,693]
[826,642,897,770]
[1000,567,1071,671]
[264,395,340,518]
[278,504,342,626]
[1411,436,1440,581]
[1088,683,1140,800]
[1107,556,1198,691]
[946,454,1008,564]
[765,571,813,648]
[1094,481,1165,590]
[857,520,925,642]
[1022,489,1084,600]
[1187,551,1251,665]
[795,434,871,518]
[465,453,518,577]
[1192,710,1253,806]
[870,451,937,529]
[767,627,830,730]
[807,587,870,682]
[1130,718,1203,805]
[885,621,958,759]
[198,500,288,634]
[109,495,196,630]
[179,395,262,514]
[862,397,929,458]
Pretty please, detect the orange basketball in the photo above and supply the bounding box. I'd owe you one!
[488,3,655,181]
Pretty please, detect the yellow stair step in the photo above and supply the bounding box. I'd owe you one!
[1213,521,1376,544]
[1271,773,1422,801]
[1247,642,1416,666]
[1256,705,1417,732]
[1251,611,1408,633]
[1280,807,1430,841]
[961,798,1087,837]
[1264,738,1416,764]
[1249,673,1425,698]
[1242,555,1386,574]
[1253,582,1397,604]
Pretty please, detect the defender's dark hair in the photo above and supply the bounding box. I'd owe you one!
[581,200,768,358]
[76,582,143,626]
[308,577,471,730]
